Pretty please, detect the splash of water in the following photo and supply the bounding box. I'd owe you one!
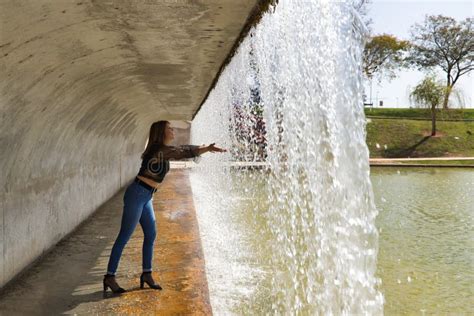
[191,1,384,314]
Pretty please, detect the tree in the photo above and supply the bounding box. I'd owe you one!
[410,15,473,109]
[410,75,445,136]
[363,34,410,80]
[363,34,410,105]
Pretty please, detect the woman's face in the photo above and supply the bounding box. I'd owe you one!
[164,122,175,144]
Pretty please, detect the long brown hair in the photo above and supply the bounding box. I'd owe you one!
[141,120,169,159]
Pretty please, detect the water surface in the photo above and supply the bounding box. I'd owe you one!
[191,167,474,314]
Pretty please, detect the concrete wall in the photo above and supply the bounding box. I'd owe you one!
[0,0,258,288]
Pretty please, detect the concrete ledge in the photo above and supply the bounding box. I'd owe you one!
[369,157,474,168]
[370,157,474,161]
[170,159,474,169]
[370,164,474,168]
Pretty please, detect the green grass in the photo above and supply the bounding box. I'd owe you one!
[366,118,474,158]
[364,108,474,120]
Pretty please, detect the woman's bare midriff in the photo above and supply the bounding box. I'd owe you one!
[136,175,160,190]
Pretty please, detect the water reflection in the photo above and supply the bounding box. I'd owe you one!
[190,168,474,314]
[371,167,474,314]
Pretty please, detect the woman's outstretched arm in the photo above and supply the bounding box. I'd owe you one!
[194,143,227,156]
[157,143,227,160]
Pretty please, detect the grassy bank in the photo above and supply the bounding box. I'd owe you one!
[364,108,474,120]
[365,109,474,158]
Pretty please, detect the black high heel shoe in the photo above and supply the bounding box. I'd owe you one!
[103,274,126,293]
[140,272,162,290]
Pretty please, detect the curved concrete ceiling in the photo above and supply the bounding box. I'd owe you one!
[1,0,258,120]
[0,0,260,288]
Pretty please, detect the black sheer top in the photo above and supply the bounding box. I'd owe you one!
[137,144,201,183]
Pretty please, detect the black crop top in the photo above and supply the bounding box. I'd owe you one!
[137,144,201,183]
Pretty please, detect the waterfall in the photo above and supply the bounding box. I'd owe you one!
[190,1,384,314]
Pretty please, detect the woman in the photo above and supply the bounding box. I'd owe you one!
[103,120,226,293]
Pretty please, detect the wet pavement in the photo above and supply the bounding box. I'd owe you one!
[0,169,212,315]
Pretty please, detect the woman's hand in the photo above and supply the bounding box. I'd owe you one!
[207,143,227,153]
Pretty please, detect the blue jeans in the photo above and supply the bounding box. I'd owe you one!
[106,181,157,275]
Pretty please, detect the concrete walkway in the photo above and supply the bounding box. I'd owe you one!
[369,157,474,167]
[0,169,211,315]
[370,157,474,161]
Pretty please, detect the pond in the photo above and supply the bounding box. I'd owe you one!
[190,167,473,314]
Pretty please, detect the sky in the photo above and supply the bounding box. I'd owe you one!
[366,0,473,108]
